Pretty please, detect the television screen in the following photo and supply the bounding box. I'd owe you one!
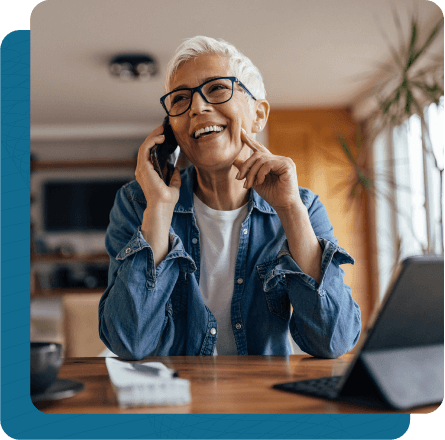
[44,179,130,231]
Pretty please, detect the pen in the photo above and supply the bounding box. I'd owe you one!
[132,363,179,378]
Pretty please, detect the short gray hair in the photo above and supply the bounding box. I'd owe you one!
[164,36,266,115]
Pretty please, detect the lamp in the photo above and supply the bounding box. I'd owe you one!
[109,54,158,80]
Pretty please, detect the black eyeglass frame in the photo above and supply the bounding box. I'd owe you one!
[160,76,257,117]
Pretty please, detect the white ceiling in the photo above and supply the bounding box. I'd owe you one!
[30,0,443,137]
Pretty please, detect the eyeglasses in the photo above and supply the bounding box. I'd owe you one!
[160,76,257,117]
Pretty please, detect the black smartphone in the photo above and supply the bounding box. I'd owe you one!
[150,116,179,185]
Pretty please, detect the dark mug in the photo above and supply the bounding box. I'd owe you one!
[30,342,63,394]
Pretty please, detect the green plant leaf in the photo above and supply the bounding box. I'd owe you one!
[358,172,374,190]
[349,180,359,198]
[336,136,357,165]
[412,20,444,67]
[405,88,413,114]
[412,81,444,104]
[375,15,405,70]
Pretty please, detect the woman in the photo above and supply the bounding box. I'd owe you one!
[99,36,361,360]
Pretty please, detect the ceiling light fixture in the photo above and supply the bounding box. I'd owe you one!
[109,54,158,80]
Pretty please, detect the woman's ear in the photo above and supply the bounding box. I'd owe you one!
[252,99,270,133]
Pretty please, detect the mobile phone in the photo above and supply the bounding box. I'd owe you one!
[150,117,179,185]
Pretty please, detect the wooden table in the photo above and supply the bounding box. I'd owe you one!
[34,355,438,414]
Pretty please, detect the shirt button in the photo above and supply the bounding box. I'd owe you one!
[243,228,248,235]
[237,278,243,284]
[125,248,131,254]
[192,238,198,244]
[209,328,217,335]
[235,323,242,330]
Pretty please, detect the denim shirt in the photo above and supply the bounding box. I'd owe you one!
[99,165,361,360]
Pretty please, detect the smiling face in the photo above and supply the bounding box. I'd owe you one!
[168,54,260,172]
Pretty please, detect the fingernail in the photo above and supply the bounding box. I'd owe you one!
[241,128,246,134]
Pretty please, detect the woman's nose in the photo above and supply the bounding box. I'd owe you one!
[189,91,212,116]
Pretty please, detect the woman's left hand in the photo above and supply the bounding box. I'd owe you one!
[233,129,303,213]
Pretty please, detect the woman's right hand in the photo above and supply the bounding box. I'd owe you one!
[135,125,181,208]
[135,125,182,266]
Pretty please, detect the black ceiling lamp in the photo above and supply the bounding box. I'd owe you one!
[109,54,158,80]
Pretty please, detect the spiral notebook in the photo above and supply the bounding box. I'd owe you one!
[106,358,191,408]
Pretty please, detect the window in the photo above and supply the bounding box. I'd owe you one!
[373,97,443,298]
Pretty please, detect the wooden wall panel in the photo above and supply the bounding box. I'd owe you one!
[267,108,376,327]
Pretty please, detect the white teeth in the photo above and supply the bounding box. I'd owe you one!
[194,125,224,139]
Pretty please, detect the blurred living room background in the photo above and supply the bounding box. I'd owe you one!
[29,0,444,357]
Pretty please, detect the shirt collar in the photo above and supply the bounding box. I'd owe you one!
[174,165,277,215]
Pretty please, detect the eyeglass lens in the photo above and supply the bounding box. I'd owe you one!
[165,78,234,116]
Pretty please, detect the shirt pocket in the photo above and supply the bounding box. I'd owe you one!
[166,270,188,319]
[257,260,291,321]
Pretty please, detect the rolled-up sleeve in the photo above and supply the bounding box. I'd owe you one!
[98,185,195,360]
[269,191,361,358]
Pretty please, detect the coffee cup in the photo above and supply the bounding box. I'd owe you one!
[30,342,63,394]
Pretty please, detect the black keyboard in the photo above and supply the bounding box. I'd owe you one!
[273,376,342,400]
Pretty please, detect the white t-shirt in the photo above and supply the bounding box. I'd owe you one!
[193,194,248,355]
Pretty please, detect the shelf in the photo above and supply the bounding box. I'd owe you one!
[32,158,137,170]
[31,252,109,264]
[31,157,122,298]
[31,287,105,297]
